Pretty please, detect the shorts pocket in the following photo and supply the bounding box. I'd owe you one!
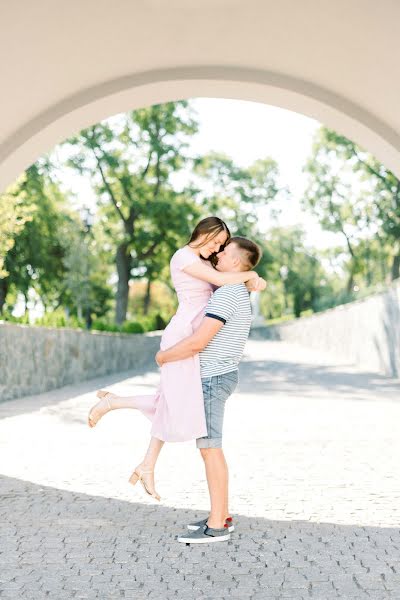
[219,371,239,397]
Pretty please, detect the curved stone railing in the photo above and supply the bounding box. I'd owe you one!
[0,324,162,403]
[251,280,400,378]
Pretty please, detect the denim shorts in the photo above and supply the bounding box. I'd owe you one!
[196,370,239,449]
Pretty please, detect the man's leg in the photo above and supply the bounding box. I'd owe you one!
[200,448,229,529]
[178,372,238,544]
[196,371,239,527]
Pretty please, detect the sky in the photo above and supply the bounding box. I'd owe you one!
[57,97,346,250]
[189,98,343,249]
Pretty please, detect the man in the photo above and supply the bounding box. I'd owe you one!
[156,236,263,544]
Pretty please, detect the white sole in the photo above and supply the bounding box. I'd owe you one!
[177,533,231,544]
[187,524,234,532]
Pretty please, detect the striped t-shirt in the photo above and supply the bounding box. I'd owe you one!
[199,283,252,377]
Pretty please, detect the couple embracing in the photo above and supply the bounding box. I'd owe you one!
[88,217,266,544]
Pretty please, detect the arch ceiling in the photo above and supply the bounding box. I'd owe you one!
[1,0,399,191]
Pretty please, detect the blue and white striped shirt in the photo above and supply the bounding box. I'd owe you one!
[199,283,252,377]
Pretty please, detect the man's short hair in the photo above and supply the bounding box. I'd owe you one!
[229,236,262,269]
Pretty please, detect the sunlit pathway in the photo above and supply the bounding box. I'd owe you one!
[1,339,400,599]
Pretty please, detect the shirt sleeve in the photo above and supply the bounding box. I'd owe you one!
[205,286,239,324]
[172,247,201,271]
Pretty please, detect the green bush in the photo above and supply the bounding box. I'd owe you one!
[105,323,122,333]
[300,309,313,318]
[91,319,109,331]
[92,319,122,333]
[92,319,145,334]
[2,312,30,325]
[266,313,296,326]
[35,309,86,329]
[121,321,145,334]
[4,311,165,334]
[123,312,168,333]
[3,310,88,329]
[137,315,155,332]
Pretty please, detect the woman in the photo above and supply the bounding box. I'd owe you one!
[87,217,263,500]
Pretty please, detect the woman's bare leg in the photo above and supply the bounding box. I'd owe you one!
[130,436,164,499]
[88,391,157,427]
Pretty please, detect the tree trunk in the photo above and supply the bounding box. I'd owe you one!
[85,308,92,330]
[391,253,400,281]
[0,278,8,314]
[143,278,152,315]
[294,293,303,318]
[342,232,356,295]
[365,245,372,287]
[115,242,131,325]
[377,235,387,283]
[22,291,29,315]
[346,269,355,295]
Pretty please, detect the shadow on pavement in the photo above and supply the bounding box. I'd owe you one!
[239,358,400,402]
[0,365,159,421]
[0,475,398,599]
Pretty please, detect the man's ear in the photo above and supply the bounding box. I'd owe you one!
[230,244,243,270]
[233,257,242,269]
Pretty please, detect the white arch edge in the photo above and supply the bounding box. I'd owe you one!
[1,65,400,192]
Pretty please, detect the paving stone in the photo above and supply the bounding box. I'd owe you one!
[0,340,399,599]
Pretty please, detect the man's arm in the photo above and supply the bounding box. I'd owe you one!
[156,317,224,366]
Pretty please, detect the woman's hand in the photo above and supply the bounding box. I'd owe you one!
[245,272,260,291]
[246,276,267,292]
[255,277,267,291]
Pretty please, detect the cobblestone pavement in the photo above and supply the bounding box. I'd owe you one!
[1,340,400,600]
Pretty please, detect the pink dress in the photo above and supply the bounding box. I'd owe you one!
[133,246,213,442]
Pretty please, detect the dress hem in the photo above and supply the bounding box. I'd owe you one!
[150,429,208,443]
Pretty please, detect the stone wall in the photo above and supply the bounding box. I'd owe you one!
[2,280,399,403]
[251,280,400,378]
[0,324,162,402]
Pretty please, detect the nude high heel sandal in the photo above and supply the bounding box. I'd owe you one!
[129,468,161,501]
[87,391,113,428]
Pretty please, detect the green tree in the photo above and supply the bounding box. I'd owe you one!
[303,127,380,294]
[303,126,400,293]
[319,128,400,280]
[260,226,329,318]
[60,214,113,327]
[0,177,34,290]
[193,152,283,237]
[63,102,200,324]
[0,164,69,315]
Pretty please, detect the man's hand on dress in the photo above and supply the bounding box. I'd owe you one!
[155,351,165,367]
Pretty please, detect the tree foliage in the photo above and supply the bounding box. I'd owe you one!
[64,102,201,323]
[193,152,284,237]
[2,110,398,330]
[303,127,400,294]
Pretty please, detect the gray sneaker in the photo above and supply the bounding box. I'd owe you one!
[178,526,231,544]
[187,517,234,532]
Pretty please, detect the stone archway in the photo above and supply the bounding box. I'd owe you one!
[1,66,400,190]
[1,0,400,189]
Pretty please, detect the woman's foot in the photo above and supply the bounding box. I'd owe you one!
[129,463,161,501]
[87,390,117,428]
